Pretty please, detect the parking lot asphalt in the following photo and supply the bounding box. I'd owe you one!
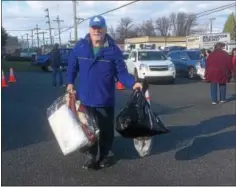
[2,72,236,185]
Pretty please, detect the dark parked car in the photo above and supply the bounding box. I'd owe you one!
[162,46,186,56]
[167,50,204,79]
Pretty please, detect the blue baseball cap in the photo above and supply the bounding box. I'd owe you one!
[89,15,106,28]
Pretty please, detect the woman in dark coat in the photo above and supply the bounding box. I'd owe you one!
[205,42,232,104]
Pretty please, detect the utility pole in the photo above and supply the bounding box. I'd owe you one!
[45,8,53,46]
[53,15,64,46]
[34,24,41,48]
[209,18,216,33]
[38,31,47,53]
[31,29,34,48]
[69,32,72,41]
[21,36,24,49]
[72,0,78,41]
[38,31,47,46]
[25,33,30,49]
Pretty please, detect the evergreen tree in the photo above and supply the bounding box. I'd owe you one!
[223,13,236,40]
[1,26,8,48]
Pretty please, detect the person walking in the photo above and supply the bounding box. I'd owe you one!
[66,15,142,169]
[205,42,232,104]
[231,48,236,82]
[51,43,64,87]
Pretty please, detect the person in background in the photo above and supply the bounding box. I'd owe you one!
[205,49,211,59]
[66,15,142,170]
[231,48,236,82]
[205,42,232,104]
[51,43,64,87]
[200,49,206,59]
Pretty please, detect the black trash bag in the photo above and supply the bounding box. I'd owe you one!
[115,89,170,138]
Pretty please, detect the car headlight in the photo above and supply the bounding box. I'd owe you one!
[139,64,148,71]
[168,63,175,70]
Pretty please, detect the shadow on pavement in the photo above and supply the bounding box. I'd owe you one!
[227,94,236,102]
[112,114,236,164]
[174,130,236,160]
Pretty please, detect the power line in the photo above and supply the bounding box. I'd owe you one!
[55,1,234,37]
[130,3,236,30]
[5,28,68,32]
[4,16,45,19]
[195,3,236,17]
[196,4,236,18]
[54,0,140,36]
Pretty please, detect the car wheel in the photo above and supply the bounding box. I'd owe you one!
[188,67,195,79]
[46,61,53,72]
[41,66,47,71]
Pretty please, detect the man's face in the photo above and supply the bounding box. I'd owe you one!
[89,26,106,42]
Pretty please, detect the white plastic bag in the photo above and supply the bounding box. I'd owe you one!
[46,93,99,155]
[133,137,152,157]
[197,67,206,80]
[133,88,153,157]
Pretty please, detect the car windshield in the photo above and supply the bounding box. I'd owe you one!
[186,51,201,60]
[123,54,129,60]
[138,51,167,61]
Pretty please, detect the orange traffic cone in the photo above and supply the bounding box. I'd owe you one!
[116,81,125,90]
[8,68,16,83]
[2,70,8,88]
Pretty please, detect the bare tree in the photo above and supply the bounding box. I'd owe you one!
[116,17,137,39]
[169,12,197,36]
[107,26,117,39]
[139,20,156,36]
[155,16,170,36]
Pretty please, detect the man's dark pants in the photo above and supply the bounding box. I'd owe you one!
[52,67,63,87]
[86,106,115,160]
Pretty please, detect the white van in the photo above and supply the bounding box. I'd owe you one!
[125,49,176,84]
[224,41,236,54]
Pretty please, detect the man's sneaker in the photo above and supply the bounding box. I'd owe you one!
[98,156,110,168]
[220,100,226,103]
[212,102,217,105]
[82,157,97,170]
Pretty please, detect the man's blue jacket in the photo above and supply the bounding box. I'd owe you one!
[67,34,135,107]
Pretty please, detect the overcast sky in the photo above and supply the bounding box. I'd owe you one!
[2,1,235,44]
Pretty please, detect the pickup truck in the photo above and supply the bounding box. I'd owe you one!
[31,48,73,72]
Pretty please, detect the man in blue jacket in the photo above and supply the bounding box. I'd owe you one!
[67,15,142,169]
